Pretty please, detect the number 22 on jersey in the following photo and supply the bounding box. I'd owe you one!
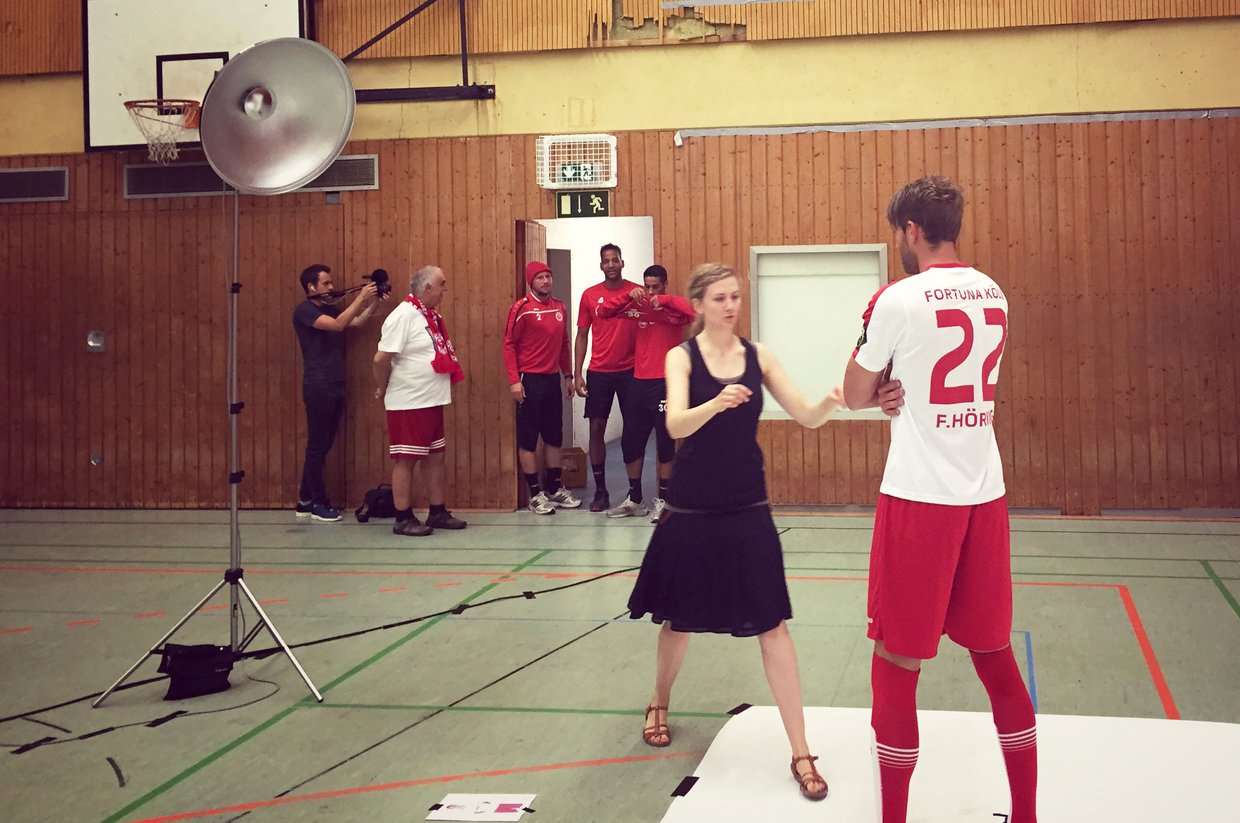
[929,308,1008,405]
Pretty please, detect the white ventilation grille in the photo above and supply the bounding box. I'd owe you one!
[535,134,617,189]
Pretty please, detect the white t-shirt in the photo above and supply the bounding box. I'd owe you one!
[854,264,1008,505]
[378,302,453,411]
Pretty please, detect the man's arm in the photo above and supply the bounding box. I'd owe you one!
[596,288,641,318]
[373,351,396,400]
[843,358,885,412]
[349,287,384,327]
[311,283,378,332]
[648,294,695,326]
[573,327,590,398]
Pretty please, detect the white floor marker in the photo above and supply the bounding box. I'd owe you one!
[660,707,1239,822]
[427,794,536,821]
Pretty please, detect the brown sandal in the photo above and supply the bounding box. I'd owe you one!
[790,754,829,800]
[642,704,671,747]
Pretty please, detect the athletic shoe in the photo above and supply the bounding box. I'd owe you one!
[589,490,611,513]
[393,516,432,536]
[310,502,342,522]
[528,491,556,515]
[427,510,467,530]
[547,487,582,509]
[295,500,313,519]
[606,496,649,519]
[649,497,667,523]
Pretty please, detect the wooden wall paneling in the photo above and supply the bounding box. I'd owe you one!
[1221,117,1240,503]
[1137,119,1166,507]
[1197,119,1224,505]
[859,130,885,503]
[80,166,103,507]
[998,126,1028,508]
[460,137,484,505]
[1054,123,1085,515]
[1156,118,1186,504]
[1068,123,1100,515]
[95,156,117,506]
[1175,117,1205,500]
[813,131,837,504]
[1036,122,1066,512]
[1102,121,1133,508]
[1123,121,1152,508]
[1086,123,1119,509]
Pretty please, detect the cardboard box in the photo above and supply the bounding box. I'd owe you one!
[560,447,588,489]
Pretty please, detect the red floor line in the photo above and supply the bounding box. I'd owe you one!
[68,618,102,627]
[259,598,289,605]
[200,604,228,612]
[377,587,406,593]
[320,593,348,599]
[135,611,166,619]
[0,626,34,634]
[131,750,700,823]
[1116,584,1181,720]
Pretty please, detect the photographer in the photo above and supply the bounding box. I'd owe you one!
[293,263,384,522]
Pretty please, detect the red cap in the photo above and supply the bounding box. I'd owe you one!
[525,260,552,287]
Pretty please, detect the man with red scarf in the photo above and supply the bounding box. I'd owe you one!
[374,265,467,536]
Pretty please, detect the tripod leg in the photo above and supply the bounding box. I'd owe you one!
[92,578,229,708]
[237,578,323,702]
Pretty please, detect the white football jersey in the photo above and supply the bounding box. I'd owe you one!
[854,264,1008,505]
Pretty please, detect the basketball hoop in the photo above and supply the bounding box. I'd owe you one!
[124,99,201,164]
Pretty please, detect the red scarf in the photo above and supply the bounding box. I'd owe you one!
[406,294,464,384]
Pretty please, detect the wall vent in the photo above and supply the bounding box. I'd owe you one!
[0,167,70,202]
[123,155,379,199]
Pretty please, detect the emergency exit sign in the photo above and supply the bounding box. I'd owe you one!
[556,190,610,218]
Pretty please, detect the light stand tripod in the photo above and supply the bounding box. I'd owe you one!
[93,190,322,707]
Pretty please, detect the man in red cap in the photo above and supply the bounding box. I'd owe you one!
[502,261,581,514]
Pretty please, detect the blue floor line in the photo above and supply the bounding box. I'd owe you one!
[1019,629,1039,713]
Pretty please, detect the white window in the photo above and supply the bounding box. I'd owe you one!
[749,244,889,421]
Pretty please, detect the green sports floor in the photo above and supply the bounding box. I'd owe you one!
[1,503,1237,823]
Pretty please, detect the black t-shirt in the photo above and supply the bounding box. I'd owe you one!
[293,300,345,396]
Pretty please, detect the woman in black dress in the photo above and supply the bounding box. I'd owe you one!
[627,263,846,802]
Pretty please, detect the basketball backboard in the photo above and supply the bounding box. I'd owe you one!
[83,0,304,152]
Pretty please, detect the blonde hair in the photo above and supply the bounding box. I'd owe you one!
[686,263,738,336]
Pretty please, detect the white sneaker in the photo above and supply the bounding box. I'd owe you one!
[547,487,582,509]
[606,496,649,519]
[649,497,667,523]
[528,491,556,515]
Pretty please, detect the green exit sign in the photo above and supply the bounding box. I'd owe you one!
[556,190,610,218]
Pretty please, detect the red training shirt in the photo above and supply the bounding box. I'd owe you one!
[502,293,572,383]
[577,280,643,372]
[597,291,695,379]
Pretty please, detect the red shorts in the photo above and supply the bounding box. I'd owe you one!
[866,493,1012,659]
[386,407,446,461]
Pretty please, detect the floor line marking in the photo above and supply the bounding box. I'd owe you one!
[1116,585,1180,720]
[303,702,733,718]
[1201,560,1240,621]
[129,751,700,823]
[1019,630,1039,713]
[98,551,548,823]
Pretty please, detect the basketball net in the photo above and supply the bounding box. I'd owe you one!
[124,99,201,164]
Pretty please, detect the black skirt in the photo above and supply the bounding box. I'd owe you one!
[627,504,792,638]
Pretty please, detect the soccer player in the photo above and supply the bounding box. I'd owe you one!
[843,176,1036,823]
[596,264,695,521]
[573,243,643,511]
[503,261,581,514]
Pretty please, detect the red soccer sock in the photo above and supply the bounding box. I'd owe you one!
[971,647,1038,823]
[871,654,921,823]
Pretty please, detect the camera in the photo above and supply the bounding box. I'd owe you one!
[367,268,392,298]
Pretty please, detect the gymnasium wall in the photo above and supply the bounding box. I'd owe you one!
[2,116,1238,513]
[0,11,1238,512]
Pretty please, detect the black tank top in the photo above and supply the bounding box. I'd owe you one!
[665,336,767,512]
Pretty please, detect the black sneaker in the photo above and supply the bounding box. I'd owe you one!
[295,500,313,519]
[589,490,611,513]
[426,510,467,530]
[393,515,432,536]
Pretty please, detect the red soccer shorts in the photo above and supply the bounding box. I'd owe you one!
[866,493,1012,659]
[386,406,446,461]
